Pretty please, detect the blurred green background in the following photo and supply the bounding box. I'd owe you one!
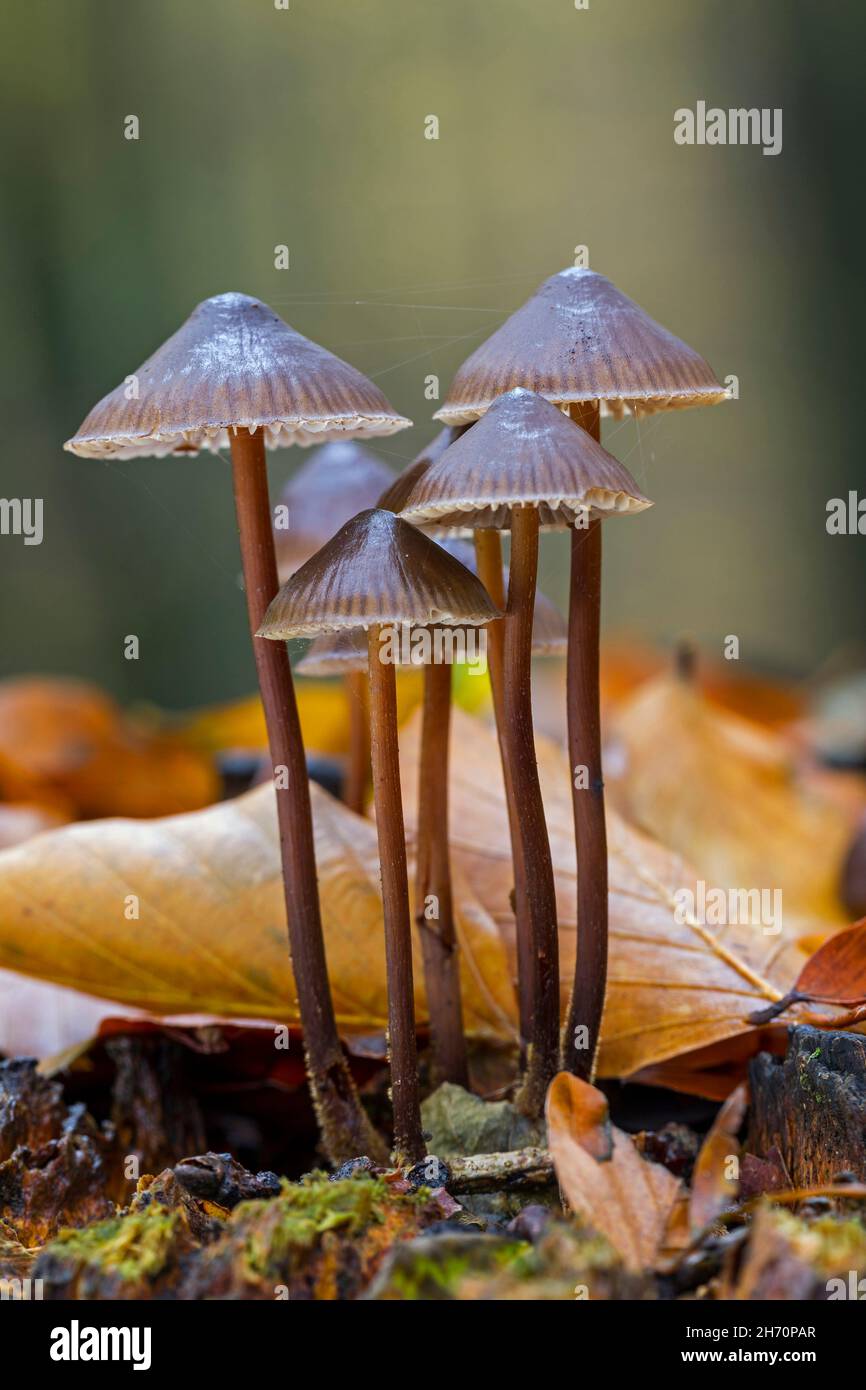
[0,0,862,709]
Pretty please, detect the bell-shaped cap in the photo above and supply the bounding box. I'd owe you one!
[436,267,727,424]
[65,292,412,459]
[295,534,566,673]
[275,441,396,579]
[258,508,501,640]
[401,388,651,531]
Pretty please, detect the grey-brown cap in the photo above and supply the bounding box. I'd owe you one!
[435,267,727,424]
[275,441,396,579]
[295,534,566,673]
[64,292,412,459]
[258,508,501,640]
[376,428,459,514]
[401,387,651,531]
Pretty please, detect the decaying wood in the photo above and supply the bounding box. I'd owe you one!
[444,1146,554,1193]
[748,1024,866,1188]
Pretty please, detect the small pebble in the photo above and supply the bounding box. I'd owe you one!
[329,1155,375,1182]
[506,1204,553,1243]
[404,1155,451,1191]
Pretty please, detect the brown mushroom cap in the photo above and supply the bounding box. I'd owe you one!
[275,441,396,578]
[400,387,651,531]
[258,508,501,640]
[435,267,727,424]
[295,534,566,673]
[64,292,412,459]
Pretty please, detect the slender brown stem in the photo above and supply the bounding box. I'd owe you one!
[230,429,384,1165]
[367,623,425,1164]
[474,529,532,1068]
[415,656,469,1087]
[343,669,370,814]
[502,507,560,1117]
[561,401,608,1081]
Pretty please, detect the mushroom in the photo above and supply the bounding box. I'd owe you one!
[258,508,500,1163]
[296,542,567,1088]
[64,291,411,1163]
[376,427,460,519]
[274,440,396,580]
[433,267,724,1081]
[401,387,650,1108]
[274,440,396,813]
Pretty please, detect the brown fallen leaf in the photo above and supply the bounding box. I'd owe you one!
[0,710,841,1074]
[0,781,515,1041]
[0,678,219,819]
[399,709,818,1078]
[606,670,864,925]
[747,918,866,1027]
[689,1082,748,1234]
[546,1072,682,1273]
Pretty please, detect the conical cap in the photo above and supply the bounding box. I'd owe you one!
[259,508,500,639]
[65,292,411,459]
[436,267,726,423]
[401,388,651,531]
[275,441,395,579]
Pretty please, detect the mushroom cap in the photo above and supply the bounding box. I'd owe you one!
[435,267,727,424]
[64,292,412,460]
[258,508,501,640]
[400,388,652,531]
[294,534,566,672]
[376,427,459,514]
[275,441,396,579]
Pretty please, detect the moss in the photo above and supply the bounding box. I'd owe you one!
[372,1235,530,1300]
[233,1174,426,1282]
[770,1208,866,1273]
[44,1207,181,1286]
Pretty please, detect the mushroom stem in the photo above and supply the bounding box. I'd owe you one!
[474,530,532,1069]
[502,507,560,1117]
[366,623,426,1165]
[343,670,370,814]
[415,654,469,1087]
[561,401,607,1081]
[229,428,384,1164]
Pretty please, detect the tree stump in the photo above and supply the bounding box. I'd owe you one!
[748,1024,866,1188]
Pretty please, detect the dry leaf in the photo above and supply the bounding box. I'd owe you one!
[0,781,514,1042]
[399,708,817,1078]
[689,1082,748,1234]
[546,1072,682,1273]
[0,803,71,850]
[0,678,218,819]
[794,917,866,1001]
[607,671,863,925]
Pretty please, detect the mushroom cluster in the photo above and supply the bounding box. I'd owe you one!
[66,267,724,1165]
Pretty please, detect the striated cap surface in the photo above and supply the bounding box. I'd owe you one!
[65,292,412,459]
[259,508,501,639]
[436,267,727,423]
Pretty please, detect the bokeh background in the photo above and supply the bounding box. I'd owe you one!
[1,0,862,709]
